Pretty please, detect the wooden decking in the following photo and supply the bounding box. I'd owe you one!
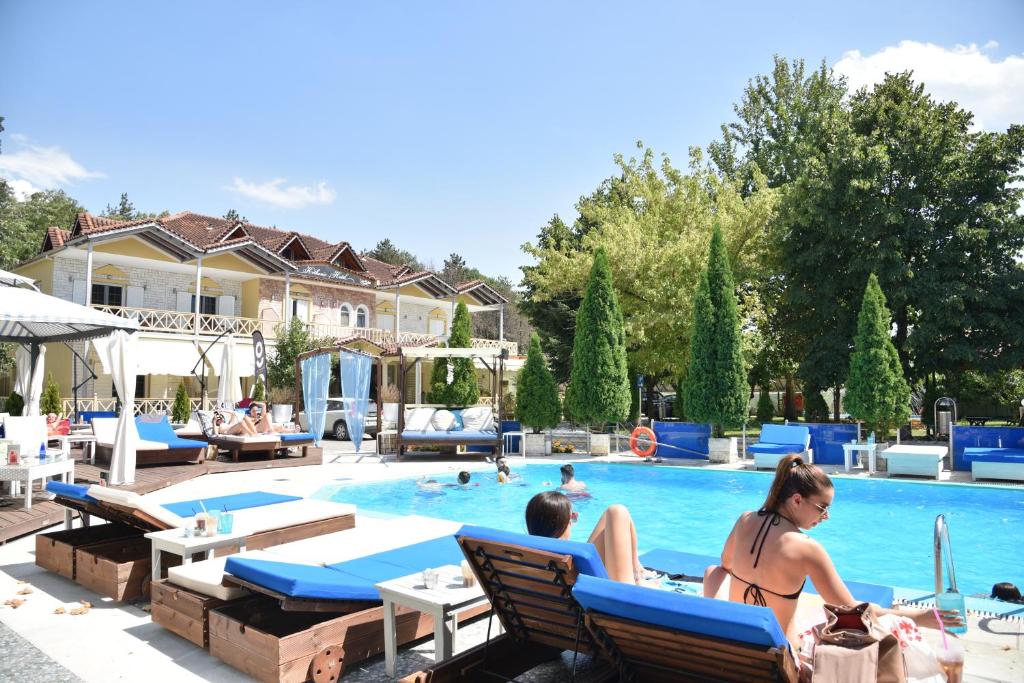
[0,447,322,544]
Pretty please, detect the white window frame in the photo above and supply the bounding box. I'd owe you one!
[339,303,353,327]
[355,305,369,328]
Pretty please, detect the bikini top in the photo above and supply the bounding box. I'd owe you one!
[727,508,806,607]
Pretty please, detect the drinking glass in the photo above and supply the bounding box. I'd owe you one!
[421,568,439,589]
[936,591,968,635]
[217,512,234,534]
[936,636,964,683]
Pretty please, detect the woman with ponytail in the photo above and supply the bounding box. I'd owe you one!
[703,454,960,645]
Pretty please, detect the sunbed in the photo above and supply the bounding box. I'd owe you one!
[572,573,799,682]
[749,424,812,470]
[91,416,205,466]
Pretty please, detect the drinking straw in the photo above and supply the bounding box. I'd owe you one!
[222,505,228,513]
[198,500,207,514]
[933,608,949,650]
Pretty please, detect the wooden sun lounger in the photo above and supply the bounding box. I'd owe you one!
[200,434,317,463]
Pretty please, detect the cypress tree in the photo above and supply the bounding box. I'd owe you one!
[517,333,562,433]
[566,248,630,426]
[172,382,191,423]
[682,226,747,437]
[40,373,62,416]
[428,302,480,407]
[845,274,910,437]
[755,389,775,424]
[252,376,266,403]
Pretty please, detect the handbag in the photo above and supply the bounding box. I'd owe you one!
[812,602,906,683]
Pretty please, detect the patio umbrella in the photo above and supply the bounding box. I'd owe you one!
[0,279,140,343]
[215,335,243,409]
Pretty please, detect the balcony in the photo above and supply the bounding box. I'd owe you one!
[92,304,518,354]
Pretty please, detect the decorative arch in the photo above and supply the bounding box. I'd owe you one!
[428,307,448,336]
[355,304,369,328]
[339,303,354,327]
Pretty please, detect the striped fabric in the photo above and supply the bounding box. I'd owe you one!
[0,285,139,343]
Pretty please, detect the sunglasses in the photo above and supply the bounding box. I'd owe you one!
[811,501,831,518]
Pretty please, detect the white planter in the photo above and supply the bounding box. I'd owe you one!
[382,402,399,428]
[589,433,610,456]
[271,404,293,424]
[708,437,738,463]
[524,432,548,456]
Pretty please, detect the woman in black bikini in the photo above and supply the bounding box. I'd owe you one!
[703,454,960,646]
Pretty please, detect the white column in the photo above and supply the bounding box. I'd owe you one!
[499,304,504,341]
[415,359,422,404]
[193,256,203,336]
[284,273,291,324]
[84,242,94,306]
[393,285,401,339]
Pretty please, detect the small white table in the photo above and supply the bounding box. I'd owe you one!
[503,431,525,459]
[376,564,491,677]
[841,442,880,473]
[0,456,75,509]
[50,434,98,464]
[881,444,948,480]
[145,526,248,581]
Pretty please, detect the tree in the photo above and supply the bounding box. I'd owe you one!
[845,274,910,438]
[440,253,468,286]
[363,238,424,271]
[565,248,630,426]
[0,188,84,269]
[516,333,561,433]
[755,389,774,424]
[40,373,62,416]
[223,209,247,223]
[268,319,313,401]
[252,376,266,402]
[172,382,191,423]
[101,192,170,221]
[5,391,23,417]
[682,226,747,437]
[427,302,479,407]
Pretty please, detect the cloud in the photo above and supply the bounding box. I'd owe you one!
[835,41,1024,130]
[225,177,336,209]
[0,138,104,199]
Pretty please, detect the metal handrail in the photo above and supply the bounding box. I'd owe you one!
[934,514,959,596]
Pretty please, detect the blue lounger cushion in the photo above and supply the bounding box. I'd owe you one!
[963,447,1024,463]
[757,424,810,448]
[135,416,205,450]
[456,524,609,579]
[747,443,805,455]
[573,573,789,649]
[401,430,497,442]
[806,578,894,608]
[45,481,97,503]
[161,491,302,517]
[278,432,314,443]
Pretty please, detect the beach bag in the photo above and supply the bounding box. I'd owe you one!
[812,602,906,683]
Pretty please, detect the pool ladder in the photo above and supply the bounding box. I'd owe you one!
[934,514,959,597]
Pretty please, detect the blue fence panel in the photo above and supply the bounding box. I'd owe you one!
[952,425,1024,471]
[653,421,710,459]
[803,423,860,465]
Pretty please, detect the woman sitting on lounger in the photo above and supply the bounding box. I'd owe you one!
[525,491,647,585]
[216,402,296,436]
[703,453,962,646]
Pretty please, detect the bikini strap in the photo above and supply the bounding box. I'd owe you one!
[750,508,781,568]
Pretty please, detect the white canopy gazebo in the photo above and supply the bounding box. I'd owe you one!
[0,268,141,483]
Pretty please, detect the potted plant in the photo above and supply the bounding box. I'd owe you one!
[380,383,400,430]
[681,226,747,463]
[517,334,561,455]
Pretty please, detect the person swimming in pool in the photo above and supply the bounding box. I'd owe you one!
[702,453,964,646]
[559,464,587,492]
[525,490,647,585]
[418,471,478,490]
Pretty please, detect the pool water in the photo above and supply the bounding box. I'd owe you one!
[318,463,1024,595]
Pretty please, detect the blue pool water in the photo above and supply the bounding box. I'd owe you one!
[318,463,1024,595]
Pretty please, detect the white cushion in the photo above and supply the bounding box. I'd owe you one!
[430,410,456,431]
[87,486,141,506]
[404,407,435,432]
[167,554,258,601]
[230,499,356,536]
[2,416,48,455]
[212,434,279,443]
[86,486,186,528]
[461,407,494,432]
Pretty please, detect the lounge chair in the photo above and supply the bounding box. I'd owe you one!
[572,573,799,682]
[91,416,206,466]
[180,411,317,462]
[749,424,812,470]
[963,446,1024,482]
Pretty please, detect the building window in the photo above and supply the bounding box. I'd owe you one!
[291,298,310,322]
[339,304,353,327]
[135,375,146,398]
[92,283,123,307]
[191,294,217,315]
[355,305,368,328]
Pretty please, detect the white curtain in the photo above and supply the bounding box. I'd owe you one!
[102,331,138,485]
[14,344,46,416]
[215,335,243,408]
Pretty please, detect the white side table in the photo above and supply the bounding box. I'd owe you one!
[503,431,525,459]
[376,564,491,677]
[0,457,75,509]
[145,527,248,581]
[51,434,98,464]
[841,442,879,473]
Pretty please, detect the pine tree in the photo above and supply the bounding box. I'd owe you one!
[845,274,911,437]
[756,389,775,424]
[428,302,479,407]
[682,226,747,437]
[40,373,62,416]
[172,383,191,423]
[517,333,562,433]
[565,248,630,426]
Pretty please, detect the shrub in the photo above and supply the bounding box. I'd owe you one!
[252,377,266,403]
[803,390,830,423]
[268,318,313,403]
[380,383,400,403]
[517,333,562,433]
[172,383,191,423]
[755,389,774,424]
[5,391,24,416]
[40,373,62,416]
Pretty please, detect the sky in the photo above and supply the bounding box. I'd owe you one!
[2,1,1022,281]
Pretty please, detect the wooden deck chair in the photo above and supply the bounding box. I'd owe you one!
[572,574,799,683]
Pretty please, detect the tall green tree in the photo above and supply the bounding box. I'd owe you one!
[40,373,62,416]
[0,188,84,269]
[223,209,247,223]
[267,318,333,402]
[363,238,424,271]
[845,275,911,437]
[428,302,479,407]
[172,382,191,423]
[682,226,748,437]
[565,248,630,426]
[101,192,169,221]
[516,333,561,433]
[440,253,468,286]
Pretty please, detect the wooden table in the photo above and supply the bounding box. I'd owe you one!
[376,564,491,677]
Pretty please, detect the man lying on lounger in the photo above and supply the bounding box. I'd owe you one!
[216,402,299,436]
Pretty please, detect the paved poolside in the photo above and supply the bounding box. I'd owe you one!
[0,441,1020,682]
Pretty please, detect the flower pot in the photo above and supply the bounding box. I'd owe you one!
[382,403,399,429]
[589,433,610,456]
[524,432,548,456]
[708,436,737,463]
[270,404,293,424]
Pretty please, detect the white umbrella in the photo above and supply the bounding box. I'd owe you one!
[216,335,243,409]
[0,283,139,343]
[14,344,46,415]
[95,331,138,485]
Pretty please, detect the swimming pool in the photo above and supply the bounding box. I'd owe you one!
[317,463,1024,596]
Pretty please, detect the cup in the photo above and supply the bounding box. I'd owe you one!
[421,568,439,589]
[217,512,234,534]
[460,559,476,588]
[194,513,208,537]
[206,512,220,537]
[935,637,964,683]
[936,591,968,635]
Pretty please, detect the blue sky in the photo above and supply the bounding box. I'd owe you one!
[2,1,1022,280]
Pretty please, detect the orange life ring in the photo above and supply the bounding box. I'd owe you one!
[629,426,657,457]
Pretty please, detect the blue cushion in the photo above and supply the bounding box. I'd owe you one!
[457,524,609,580]
[401,430,498,442]
[963,447,1024,463]
[747,443,804,455]
[80,411,117,424]
[161,491,301,517]
[806,578,894,608]
[279,432,314,443]
[450,410,465,431]
[224,558,382,601]
[758,424,810,447]
[45,481,97,503]
[325,536,462,576]
[572,573,789,649]
[135,416,204,449]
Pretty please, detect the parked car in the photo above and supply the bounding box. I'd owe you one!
[299,397,380,441]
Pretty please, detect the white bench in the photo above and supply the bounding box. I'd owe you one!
[881,444,947,479]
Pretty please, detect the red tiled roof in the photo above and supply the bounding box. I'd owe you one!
[42,227,70,251]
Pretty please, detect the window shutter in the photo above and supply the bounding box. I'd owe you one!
[72,279,87,305]
[217,295,235,317]
[126,286,144,308]
[176,291,193,312]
